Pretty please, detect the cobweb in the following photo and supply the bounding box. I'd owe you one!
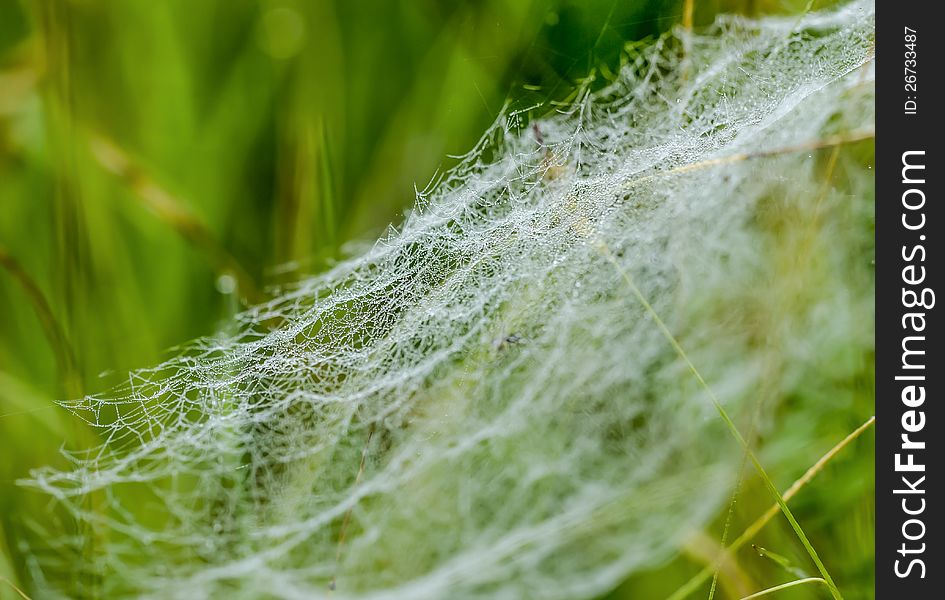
[25,2,874,598]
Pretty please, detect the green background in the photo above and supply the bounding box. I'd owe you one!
[0,1,871,598]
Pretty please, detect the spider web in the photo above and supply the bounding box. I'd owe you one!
[25,2,874,598]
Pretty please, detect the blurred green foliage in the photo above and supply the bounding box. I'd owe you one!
[0,1,870,598]
[1,0,695,395]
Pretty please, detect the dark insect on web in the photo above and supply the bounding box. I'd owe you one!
[493,333,524,351]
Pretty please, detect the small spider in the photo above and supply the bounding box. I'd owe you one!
[532,122,545,147]
[531,122,567,180]
[493,333,524,351]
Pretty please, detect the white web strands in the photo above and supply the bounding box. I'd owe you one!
[25,2,874,598]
